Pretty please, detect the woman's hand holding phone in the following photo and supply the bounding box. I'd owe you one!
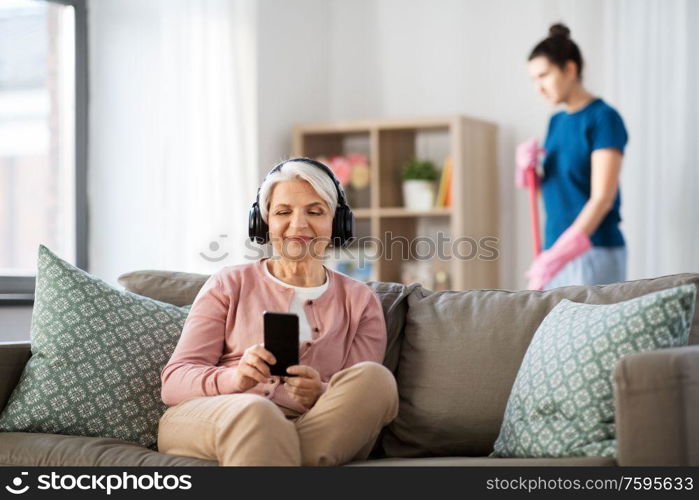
[230,344,276,392]
[283,365,323,409]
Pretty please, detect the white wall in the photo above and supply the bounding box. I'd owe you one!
[256,0,332,181]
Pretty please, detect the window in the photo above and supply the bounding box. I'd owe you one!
[0,0,86,303]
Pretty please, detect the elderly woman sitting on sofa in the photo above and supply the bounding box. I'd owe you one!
[158,158,398,466]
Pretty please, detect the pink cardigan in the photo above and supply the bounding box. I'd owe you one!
[160,258,387,413]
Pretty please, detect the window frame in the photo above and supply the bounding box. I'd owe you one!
[0,0,88,305]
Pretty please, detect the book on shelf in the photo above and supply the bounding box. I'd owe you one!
[435,156,453,208]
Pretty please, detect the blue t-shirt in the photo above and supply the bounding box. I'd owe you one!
[542,98,628,249]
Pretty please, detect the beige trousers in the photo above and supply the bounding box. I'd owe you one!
[157,361,399,466]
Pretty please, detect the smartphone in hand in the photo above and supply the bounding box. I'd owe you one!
[263,311,299,376]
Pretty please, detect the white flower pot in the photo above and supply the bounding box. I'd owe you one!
[402,180,435,210]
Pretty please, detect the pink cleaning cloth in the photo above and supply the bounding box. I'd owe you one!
[515,138,545,189]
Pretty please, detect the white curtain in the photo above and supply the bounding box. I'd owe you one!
[604,0,699,279]
[152,0,258,274]
[89,0,258,283]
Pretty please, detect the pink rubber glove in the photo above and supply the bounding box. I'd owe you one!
[525,227,592,290]
[515,138,544,189]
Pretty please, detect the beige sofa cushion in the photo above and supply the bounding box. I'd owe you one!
[0,432,215,466]
[382,273,699,459]
[118,270,209,307]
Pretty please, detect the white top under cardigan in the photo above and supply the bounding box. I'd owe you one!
[263,262,329,342]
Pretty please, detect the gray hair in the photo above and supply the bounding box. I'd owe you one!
[258,160,339,223]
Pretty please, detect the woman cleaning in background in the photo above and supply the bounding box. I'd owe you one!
[521,23,629,290]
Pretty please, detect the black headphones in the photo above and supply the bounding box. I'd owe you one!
[248,157,355,247]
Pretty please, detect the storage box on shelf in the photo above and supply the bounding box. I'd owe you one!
[293,116,499,290]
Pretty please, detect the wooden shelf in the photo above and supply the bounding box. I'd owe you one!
[293,115,496,134]
[353,207,452,218]
[293,115,499,290]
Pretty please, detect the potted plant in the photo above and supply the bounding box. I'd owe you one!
[401,159,438,210]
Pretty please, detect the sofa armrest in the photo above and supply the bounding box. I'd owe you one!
[613,345,699,466]
[0,341,31,413]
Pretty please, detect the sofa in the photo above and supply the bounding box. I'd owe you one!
[1,270,698,466]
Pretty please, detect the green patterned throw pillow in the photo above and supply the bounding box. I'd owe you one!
[491,284,696,458]
[0,246,190,449]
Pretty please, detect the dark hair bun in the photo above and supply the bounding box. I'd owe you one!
[529,22,583,78]
[548,23,570,39]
